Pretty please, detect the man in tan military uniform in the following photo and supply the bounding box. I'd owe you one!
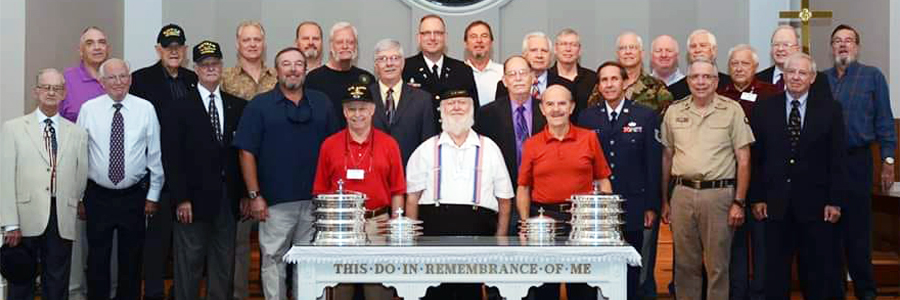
[660,58,753,300]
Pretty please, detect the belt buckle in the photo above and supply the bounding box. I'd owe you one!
[690,179,702,189]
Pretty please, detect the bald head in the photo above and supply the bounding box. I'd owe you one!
[651,35,679,74]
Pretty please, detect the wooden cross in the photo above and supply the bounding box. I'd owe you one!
[779,0,833,54]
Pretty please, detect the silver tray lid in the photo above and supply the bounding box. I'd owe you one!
[315,179,368,202]
[519,207,560,225]
[568,182,625,203]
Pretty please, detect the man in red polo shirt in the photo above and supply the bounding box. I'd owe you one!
[312,81,404,300]
[516,84,612,300]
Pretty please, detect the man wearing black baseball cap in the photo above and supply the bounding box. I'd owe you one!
[129,23,198,300]
[163,40,248,300]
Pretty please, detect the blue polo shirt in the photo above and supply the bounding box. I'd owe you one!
[233,85,338,205]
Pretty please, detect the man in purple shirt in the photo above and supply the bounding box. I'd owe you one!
[60,26,109,122]
[61,26,117,300]
[475,55,547,235]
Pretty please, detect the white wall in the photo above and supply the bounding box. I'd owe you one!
[124,0,163,68]
[1,0,26,123]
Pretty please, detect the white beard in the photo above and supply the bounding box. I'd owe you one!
[834,55,856,68]
[441,109,475,136]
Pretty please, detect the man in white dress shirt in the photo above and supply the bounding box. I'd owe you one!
[76,58,164,300]
[464,20,503,107]
[405,89,514,300]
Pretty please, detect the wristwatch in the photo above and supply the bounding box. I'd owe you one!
[248,190,260,199]
[885,157,895,165]
[732,198,746,208]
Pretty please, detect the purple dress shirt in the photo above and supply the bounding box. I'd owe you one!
[510,97,534,157]
[60,61,105,122]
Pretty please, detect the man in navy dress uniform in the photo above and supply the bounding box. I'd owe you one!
[577,61,661,300]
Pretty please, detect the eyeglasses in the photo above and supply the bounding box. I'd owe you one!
[36,84,65,92]
[617,44,640,51]
[197,61,222,70]
[831,38,856,45]
[419,30,445,37]
[504,69,529,78]
[102,74,130,83]
[557,41,581,48]
[688,74,716,81]
[771,42,797,49]
[375,55,403,64]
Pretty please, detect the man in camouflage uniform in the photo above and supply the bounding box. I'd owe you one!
[588,32,673,114]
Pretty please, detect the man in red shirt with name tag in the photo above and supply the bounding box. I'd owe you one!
[312,80,405,300]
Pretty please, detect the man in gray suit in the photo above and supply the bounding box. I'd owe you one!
[370,38,437,167]
[1,68,89,300]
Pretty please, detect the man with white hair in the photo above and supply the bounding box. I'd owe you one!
[369,38,436,166]
[661,58,753,300]
[750,51,847,300]
[588,31,672,113]
[494,32,571,103]
[295,21,324,73]
[406,89,514,300]
[306,21,375,128]
[76,58,164,300]
[650,35,685,87]
[403,15,479,132]
[667,29,731,100]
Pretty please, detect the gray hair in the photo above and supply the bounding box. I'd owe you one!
[783,52,817,73]
[35,68,65,86]
[373,38,404,58]
[770,25,800,44]
[687,29,717,49]
[727,44,759,65]
[651,35,679,54]
[521,31,553,57]
[555,28,580,40]
[616,31,644,51]
[98,58,130,78]
[686,57,718,76]
[329,21,358,42]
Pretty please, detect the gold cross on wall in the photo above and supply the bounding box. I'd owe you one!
[779,0,833,54]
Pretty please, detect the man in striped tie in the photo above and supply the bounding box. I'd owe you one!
[76,58,164,300]
[1,68,89,300]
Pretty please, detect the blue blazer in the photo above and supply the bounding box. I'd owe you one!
[577,100,662,232]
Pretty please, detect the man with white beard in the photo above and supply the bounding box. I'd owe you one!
[405,89,514,300]
[305,21,375,127]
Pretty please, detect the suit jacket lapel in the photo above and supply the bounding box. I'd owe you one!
[55,120,72,163]
[774,94,791,148]
[370,84,390,127]
[23,118,51,166]
[395,85,415,119]
[797,92,821,151]
[531,97,547,134]
[190,90,218,144]
[223,95,240,145]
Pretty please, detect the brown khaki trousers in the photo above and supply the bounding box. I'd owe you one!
[670,185,734,300]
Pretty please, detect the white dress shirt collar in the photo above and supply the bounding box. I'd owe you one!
[424,54,445,76]
[605,99,625,121]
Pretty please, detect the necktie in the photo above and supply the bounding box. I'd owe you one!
[789,100,802,152]
[775,74,785,91]
[385,88,396,125]
[610,111,619,124]
[431,64,439,78]
[531,79,541,100]
[109,103,125,185]
[209,93,223,144]
[515,106,529,167]
[44,119,58,196]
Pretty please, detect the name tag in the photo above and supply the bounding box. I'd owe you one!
[347,169,365,180]
[740,92,758,102]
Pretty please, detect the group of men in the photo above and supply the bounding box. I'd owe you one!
[0,13,893,300]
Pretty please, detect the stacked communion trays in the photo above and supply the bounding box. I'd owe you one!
[382,208,423,245]
[313,180,368,245]
[519,207,562,244]
[567,187,627,246]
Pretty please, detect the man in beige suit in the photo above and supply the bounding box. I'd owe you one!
[1,68,89,300]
